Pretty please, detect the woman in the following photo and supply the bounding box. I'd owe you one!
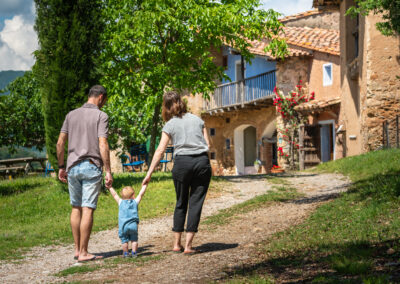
[142,91,211,254]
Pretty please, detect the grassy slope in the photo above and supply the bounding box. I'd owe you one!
[225,149,400,283]
[0,172,224,260]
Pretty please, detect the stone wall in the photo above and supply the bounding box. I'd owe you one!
[362,15,400,151]
[339,3,400,154]
[276,56,310,95]
[201,106,277,175]
[283,10,340,30]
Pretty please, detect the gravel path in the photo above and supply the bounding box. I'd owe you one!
[0,172,351,283]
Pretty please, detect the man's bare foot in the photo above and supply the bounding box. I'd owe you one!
[77,253,103,262]
[74,249,79,260]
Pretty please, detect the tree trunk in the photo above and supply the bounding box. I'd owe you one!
[148,100,162,164]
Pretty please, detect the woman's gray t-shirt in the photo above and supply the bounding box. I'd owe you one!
[162,113,209,157]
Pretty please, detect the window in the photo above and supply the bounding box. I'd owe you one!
[210,128,215,136]
[226,138,230,150]
[323,63,333,86]
[210,152,216,159]
[222,55,228,70]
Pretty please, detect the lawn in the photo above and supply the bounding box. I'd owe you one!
[0,172,224,260]
[224,148,400,283]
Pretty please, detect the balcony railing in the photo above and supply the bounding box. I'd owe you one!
[204,70,276,111]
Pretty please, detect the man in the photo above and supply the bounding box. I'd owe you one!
[56,85,113,262]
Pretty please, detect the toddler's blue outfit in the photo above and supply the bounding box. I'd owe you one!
[118,199,139,244]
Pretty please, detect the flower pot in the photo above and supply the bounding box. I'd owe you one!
[270,168,285,174]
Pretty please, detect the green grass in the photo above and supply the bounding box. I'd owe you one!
[55,264,102,277]
[204,186,301,227]
[0,172,225,260]
[223,148,400,283]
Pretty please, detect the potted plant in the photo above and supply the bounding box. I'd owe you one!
[271,165,284,174]
[254,159,262,173]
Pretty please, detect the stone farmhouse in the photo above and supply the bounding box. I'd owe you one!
[313,0,400,155]
[186,9,342,175]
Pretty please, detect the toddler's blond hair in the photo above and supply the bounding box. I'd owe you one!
[121,186,135,199]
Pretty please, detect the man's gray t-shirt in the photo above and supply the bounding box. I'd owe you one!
[162,113,208,157]
[60,103,109,172]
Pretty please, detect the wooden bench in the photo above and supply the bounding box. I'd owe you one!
[0,157,48,179]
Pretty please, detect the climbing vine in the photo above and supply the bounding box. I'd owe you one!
[273,81,315,169]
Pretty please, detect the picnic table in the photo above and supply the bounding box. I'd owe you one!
[0,157,48,178]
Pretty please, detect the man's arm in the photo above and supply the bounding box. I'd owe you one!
[99,137,113,188]
[56,133,68,183]
[135,185,148,205]
[108,187,121,204]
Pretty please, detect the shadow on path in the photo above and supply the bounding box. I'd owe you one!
[195,242,239,253]
[98,244,155,259]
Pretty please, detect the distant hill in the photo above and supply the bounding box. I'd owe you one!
[0,70,25,94]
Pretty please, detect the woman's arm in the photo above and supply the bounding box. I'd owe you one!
[108,187,121,204]
[203,126,210,149]
[142,131,170,186]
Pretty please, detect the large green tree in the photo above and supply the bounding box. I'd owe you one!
[0,72,45,152]
[347,0,400,35]
[34,0,104,168]
[101,0,287,159]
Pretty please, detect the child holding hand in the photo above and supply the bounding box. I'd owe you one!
[108,184,147,257]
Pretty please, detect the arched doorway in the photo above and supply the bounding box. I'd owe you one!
[244,126,257,166]
[234,124,257,175]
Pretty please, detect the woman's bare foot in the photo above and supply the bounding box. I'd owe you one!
[183,248,200,255]
[172,245,184,252]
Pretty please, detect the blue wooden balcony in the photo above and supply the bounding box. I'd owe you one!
[204,70,276,111]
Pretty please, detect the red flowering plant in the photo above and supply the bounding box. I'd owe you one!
[273,81,315,168]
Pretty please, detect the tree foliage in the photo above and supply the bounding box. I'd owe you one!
[34,0,104,168]
[0,72,45,152]
[101,0,287,157]
[347,0,400,36]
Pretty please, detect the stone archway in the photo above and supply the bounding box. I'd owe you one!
[234,124,257,175]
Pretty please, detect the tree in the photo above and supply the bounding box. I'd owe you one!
[101,0,287,159]
[0,72,45,152]
[34,0,104,169]
[347,0,400,36]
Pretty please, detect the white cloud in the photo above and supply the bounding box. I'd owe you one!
[0,15,37,70]
[261,0,313,17]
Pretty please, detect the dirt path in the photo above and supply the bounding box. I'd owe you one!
[0,173,350,283]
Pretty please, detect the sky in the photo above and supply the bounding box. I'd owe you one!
[0,0,313,71]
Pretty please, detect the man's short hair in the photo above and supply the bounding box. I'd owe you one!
[88,85,107,98]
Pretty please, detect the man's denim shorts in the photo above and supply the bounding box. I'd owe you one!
[68,160,102,209]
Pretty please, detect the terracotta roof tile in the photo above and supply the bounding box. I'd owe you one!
[280,9,324,23]
[281,26,340,55]
[246,38,312,58]
[243,26,339,58]
[295,97,341,112]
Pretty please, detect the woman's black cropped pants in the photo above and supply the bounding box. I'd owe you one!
[171,153,211,233]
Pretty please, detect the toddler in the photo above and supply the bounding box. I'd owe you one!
[108,185,147,257]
